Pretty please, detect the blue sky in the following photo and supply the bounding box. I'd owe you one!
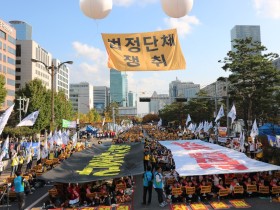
[1,0,280,113]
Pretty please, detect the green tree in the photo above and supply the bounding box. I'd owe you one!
[54,91,74,128]
[104,102,119,122]
[16,79,51,132]
[0,74,7,107]
[219,38,280,129]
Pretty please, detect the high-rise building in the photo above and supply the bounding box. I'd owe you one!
[0,19,16,109]
[201,80,227,98]
[273,57,280,70]
[15,40,52,90]
[231,25,261,50]
[9,20,32,40]
[70,82,93,114]
[149,91,170,114]
[53,59,70,98]
[110,69,128,107]
[128,91,136,107]
[169,78,200,102]
[93,86,109,113]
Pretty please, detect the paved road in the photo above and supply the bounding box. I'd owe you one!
[2,137,280,209]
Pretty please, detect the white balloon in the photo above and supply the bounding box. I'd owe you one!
[80,0,113,19]
[161,0,194,18]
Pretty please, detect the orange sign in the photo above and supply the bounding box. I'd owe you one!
[190,203,209,210]
[229,200,251,208]
[171,204,188,210]
[116,206,130,210]
[210,201,229,209]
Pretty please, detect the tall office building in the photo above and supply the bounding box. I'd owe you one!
[201,80,227,98]
[53,59,70,98]
[70,82,93,114]
[0,19,16,109]
[15,40,52,90]
[110,69,128,107]
[149,91,170,114]
[169,78,200,102]
[9,20,32,40]
[128,91,135,107]
[273,57,280,70]
[93,86,109,113]
[231,25,261,50]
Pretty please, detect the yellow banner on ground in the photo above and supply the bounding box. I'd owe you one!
[102,29,186,71]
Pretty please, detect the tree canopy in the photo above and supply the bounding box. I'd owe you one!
[0,74,7,108]
[219,38,280,128]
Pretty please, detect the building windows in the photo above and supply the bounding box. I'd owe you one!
[8,46,15,55]
[7,100,13,106]
[16,45,21,57]
[0,30,6,39]
[0,41,2,49]
[7,78,15,86]
[3,55,6,62]
[16,68,21,72]
[8,35,16,45]
[15,83,21,89]
[16,60,21,64]
[7,57,15,65]
[7,68,15,75]
[16,76,21,80]
[7,89,15,96]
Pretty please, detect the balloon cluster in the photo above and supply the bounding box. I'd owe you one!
[80,0,194,20]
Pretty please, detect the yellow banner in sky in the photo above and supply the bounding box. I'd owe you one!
[102,29,186,71]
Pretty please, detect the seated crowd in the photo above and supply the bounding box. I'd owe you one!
[143,137,280,204]
[45,176,134,208]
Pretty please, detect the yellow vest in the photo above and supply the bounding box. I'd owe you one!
[49,152,54,160]
[11,156,18,166]
[19,156,24,164]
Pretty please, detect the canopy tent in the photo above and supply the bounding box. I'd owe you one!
[159,140,280,176]
[258,123,280,136]
[79,125,98,134]
[39,142,143,183]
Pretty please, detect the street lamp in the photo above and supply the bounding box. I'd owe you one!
[31,58,73,130]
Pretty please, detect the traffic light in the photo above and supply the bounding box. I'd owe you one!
[139,97,151,102]
[175,98,188,102]
[76,124,80,131]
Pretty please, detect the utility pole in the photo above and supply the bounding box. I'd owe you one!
[214,81,218,118]
[112,107,115,132]
[17,97,29,121]
[226,78,230,136]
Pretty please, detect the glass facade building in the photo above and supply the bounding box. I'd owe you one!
[9,20,32,40]
[110,69,128,107]
[231,25,261,50]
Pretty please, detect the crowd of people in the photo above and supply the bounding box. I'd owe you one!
[45,176,134,208]
[141,127,280,208]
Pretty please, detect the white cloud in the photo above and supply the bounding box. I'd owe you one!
[71,42,109,86]
[164,15,200,37]
[253,0,280,19]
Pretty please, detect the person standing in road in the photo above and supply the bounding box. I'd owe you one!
[10,152,19,177]
[142,165,153,205]
[14,171,25,210]
[154,166,167,207]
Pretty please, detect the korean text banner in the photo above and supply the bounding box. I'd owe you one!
[102,29,186,71]
[159,140,280,176]
[39,143,143,183]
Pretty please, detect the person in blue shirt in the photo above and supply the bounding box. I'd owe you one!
[142,165,153,205]
[154,166,167,207]
[13,171,25,210]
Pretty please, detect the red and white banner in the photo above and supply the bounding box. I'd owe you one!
[159,140,280,176]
